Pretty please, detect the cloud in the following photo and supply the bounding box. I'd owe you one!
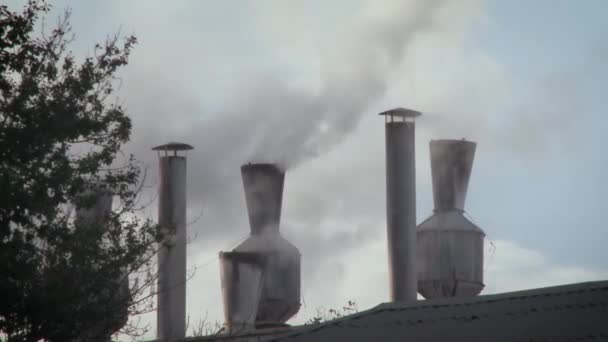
[110,0,483,260]
[483,240,608,293]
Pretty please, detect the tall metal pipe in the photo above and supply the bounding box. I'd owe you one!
[380,107,421,302]
[153,142,193,341]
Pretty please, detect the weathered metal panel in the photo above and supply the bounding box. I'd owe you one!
[417,227,484,298]
[219,252,265,334]
[384,119,418,302]
[234,236,301,324]
[157,156,187,341]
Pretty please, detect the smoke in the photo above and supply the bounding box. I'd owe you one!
[118,0,453,242]
[413,39,608,160]
[190,0,445,169]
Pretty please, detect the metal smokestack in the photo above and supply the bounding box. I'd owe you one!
[380,107,421,302]
[417,139,485,299]
[229,163,301,326]
[153,142,193,341]
[241,163,284,235]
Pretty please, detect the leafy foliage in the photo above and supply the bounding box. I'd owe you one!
[0,1,156,341]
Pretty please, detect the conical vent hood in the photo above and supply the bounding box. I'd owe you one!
[430,139,476,212]
[221,163,301,327]
[417,139,485,299]
[241,163,284,235]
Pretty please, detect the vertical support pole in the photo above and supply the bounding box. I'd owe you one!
[157,155,187,341]
[381,108,421,302]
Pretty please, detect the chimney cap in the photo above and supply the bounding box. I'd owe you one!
[152,142,194,151]
[378,107,421,117]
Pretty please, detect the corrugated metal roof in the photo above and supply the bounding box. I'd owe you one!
[268,281,608,342]
[182,281,608,342]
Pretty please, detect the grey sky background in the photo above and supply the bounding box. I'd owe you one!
[7,0,608,339]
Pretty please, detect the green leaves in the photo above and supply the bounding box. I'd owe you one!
[0,1,155,340]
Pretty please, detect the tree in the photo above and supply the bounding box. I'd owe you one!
[0,1,156,341]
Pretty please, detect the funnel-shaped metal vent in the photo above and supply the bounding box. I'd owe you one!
[417,139,484,300]
[430,140,476,212]
[241,163,284,235]
[230,163,301,326]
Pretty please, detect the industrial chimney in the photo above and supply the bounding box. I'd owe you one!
[153,142,193,341]
[417,139,485,299]
[224,163,301,327]
[380,107,421,302]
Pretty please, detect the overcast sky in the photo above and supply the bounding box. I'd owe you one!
[8,0,608,339]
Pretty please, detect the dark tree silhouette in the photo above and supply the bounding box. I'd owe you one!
[0,1,157,341]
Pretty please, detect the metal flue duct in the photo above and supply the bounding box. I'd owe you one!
[153,142,193,341]
[380,107,421,302]
[417,139,485,299]
[230,163,301,327]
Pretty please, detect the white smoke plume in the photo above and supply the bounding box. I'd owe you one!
[166,0,445,169]
[119,0,457,241]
